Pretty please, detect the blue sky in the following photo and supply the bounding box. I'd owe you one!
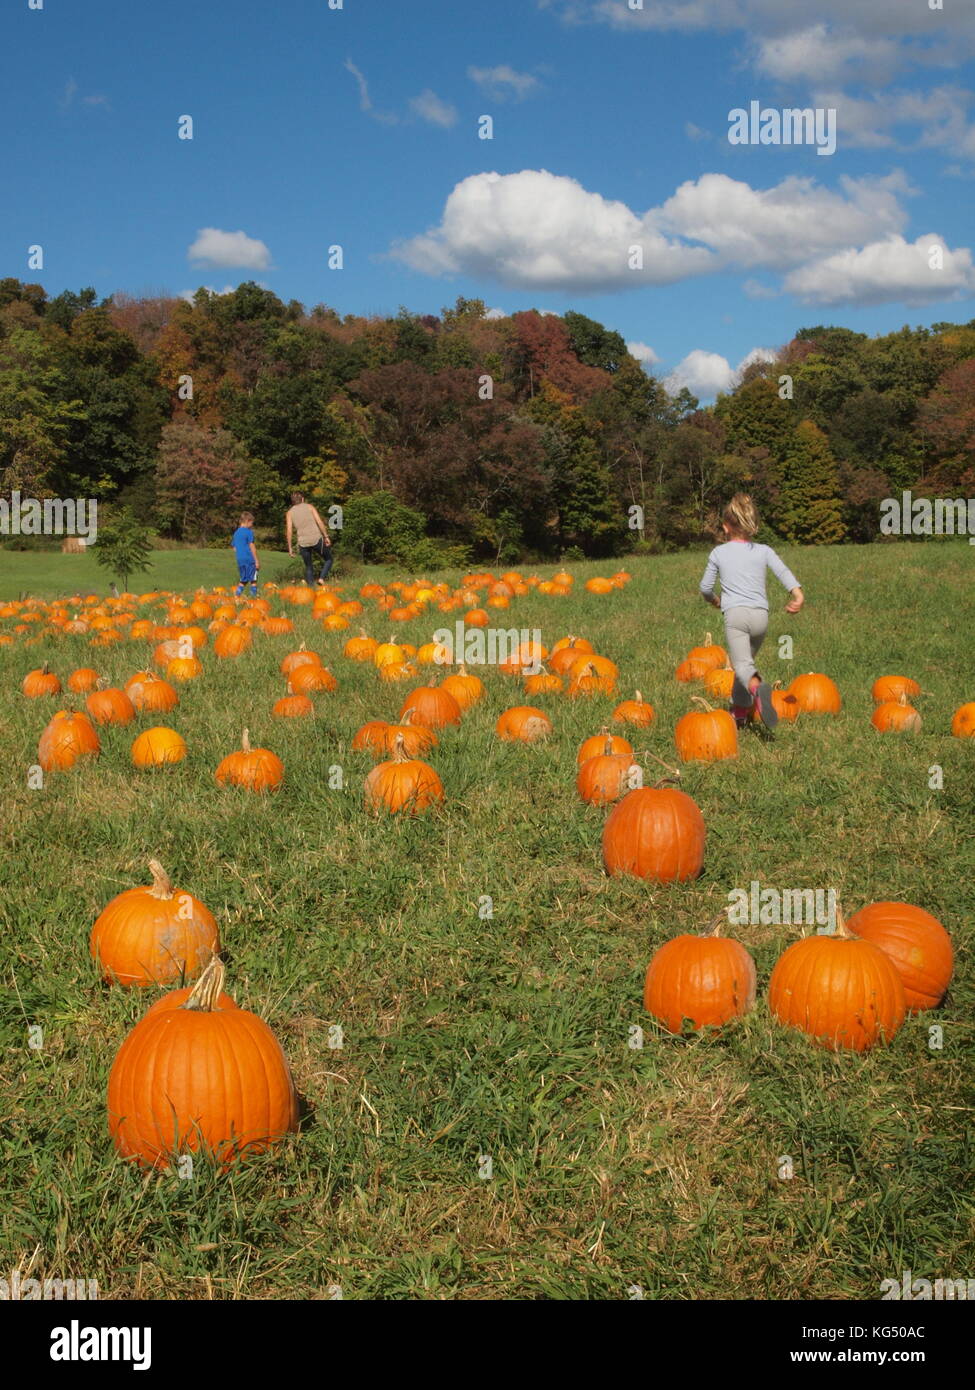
[2,0,973,399]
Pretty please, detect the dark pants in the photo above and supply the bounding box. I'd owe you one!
[299,538,333,584]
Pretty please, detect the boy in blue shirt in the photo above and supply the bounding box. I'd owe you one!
[232,512,259,597]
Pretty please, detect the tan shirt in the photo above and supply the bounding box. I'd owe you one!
[289,503,323,547]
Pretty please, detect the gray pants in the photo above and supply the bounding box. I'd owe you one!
[724,606,769,707]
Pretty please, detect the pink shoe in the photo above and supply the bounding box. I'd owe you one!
[730,703,751,730]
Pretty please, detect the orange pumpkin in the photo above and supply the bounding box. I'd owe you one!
[351,719,391,753]
[288,663,338,695]
[788,672,841,714]
[107,957,298,1170]
[343,631,378,662]
[85,682,136,726]
[845,901,953,1013]
[577,727,633,767]
[126,671,179,714]
[90,859,219,988]
[567,657,617,698]
[576,736,640,807]
[495,706,553,743]
[131,727,187,767]
[441,664,485,710]
[703,667,735,701]
[166,655,204,683]
[687,632,727,672]
[643,911,756,1034]
[768,915,906,1052]
[674,699,738,763]
[214,625,253,659]
[872,675,921,705]
[363,732,444,815]
[38,709,101,771]
[769,680,800,723]
[399,683,462,729]
[376,712,439,759]
[523,669,564,696]
[612,690,656,728]
[215,729,284,791]
[950,702,975,738]
[871,693,922,733]
[272,685,314,719]
[67,667,101,694]
[23,663,61,698]
[548,636,594,676]
[602,782,706,882]
[280,642,321,676]
[675,656,711,684]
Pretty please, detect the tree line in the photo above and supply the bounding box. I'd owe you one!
[1,276,972,565]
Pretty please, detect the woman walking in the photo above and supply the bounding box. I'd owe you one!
[285,492,333,585]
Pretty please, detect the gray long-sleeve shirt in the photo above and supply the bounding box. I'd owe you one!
[699,540,800,613]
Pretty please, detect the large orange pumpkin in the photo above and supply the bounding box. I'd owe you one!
[90,859,219,988]
[674,699,738,763]
[107,957,298,1170]
[845,901,953,1013]
[215,729,284,791]
[38,710,101,771]
[85,682,136,726]
[364,733,444,815]
[495,706,553,742]
[768,915,906,1051]
[788,672,841,714]
[399,683,462,729]
[602,783,706,882]
[643,911,756,1034]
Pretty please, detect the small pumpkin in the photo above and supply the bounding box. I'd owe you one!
[950,702,975,738]
[495,706,553,742]
[872,675,921,705]
[272,684,314,719]
[376,711,439,759]
[23,663,61,698]
[703,667,735,701]
[674,656,711,684]
[441,663,485,710]
[674,698,738,763]
[107,957,298,1170]
[67,667,101,694]
[643,910,756,1034]
[131,726,187,767]
[215,728,284,791]
[90,858,219,988]
[567,658,617,698]
[871,693,922,733]
[38,709,101,771]
[768,911,906,1052]
[523,668,564,696]
[576,735,640,807]
[126,671,179,713]
[548,636,594,675]
[85,680,136,726]
[399,682,462,729]
[769,680,800,723]
[351,719,391,753]
[343,630,378,662]
[612,690,655,728]
[577,727,633,767]
[166,654,204,683]
[280,642,321,676]
[364,732,444,815]
[213,624,253,659]
[845,901,953,1013]
[788,672,841,714]
[288,663,338,695]
[602,781,706,882]
[687,632,728,671]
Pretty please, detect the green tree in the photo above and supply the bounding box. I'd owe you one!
[0,328,87,493]
[340,490,426,563]
[776,420,845,544]
[93,508,155,592]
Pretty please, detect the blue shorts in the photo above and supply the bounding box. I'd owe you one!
[237,562,257,584]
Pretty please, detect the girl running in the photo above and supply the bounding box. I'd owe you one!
[699,494,804,729]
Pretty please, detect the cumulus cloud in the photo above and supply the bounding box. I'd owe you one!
[664,346,777,400]
[755,24,902,85]
[627,340,661,366]
[187,228,272,270]
[409,89,458,127]
[783,234,975,305]
[468,65,540,100]
[484,306,507,319]
[817,84,975,156]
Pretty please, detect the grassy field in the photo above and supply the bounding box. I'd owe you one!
[0,542,972,1301]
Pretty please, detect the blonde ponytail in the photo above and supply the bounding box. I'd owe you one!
[722,493,760,539]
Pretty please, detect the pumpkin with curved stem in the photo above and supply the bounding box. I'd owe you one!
[378,659,418,684]
[86,680,136,727]
[576,735,640,806]
[846,901,953,1012]
[643,910,756,1034]
[67,667,101,694]
[272,684,314,719]
[131,726,187,767]
[567,658,617,698]
[280,642,321,676]
[687,632,728,672]
[364,732,444,815]
[950,702,975,738]
[399,682,462,729]
[213,624,253,659]
[675,698,738,763]
[376,711,439,758]
[23,663,61,697]
[495,706,553,743]
[38,709,101,771]
[602,781,706,882]
[215,729,284,791]
[871,693,922,733]
[441,664,485,710]
[288,663,338,695]
[107,956,298,1170]
[768,910,906,1051]
[612,690,656,728]
[577,727,633,767]
[788,672,842,714]
[90,858,219,988]
[126,670,179,713]
[872,675,921,705]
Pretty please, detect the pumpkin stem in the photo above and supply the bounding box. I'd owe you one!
[652,776,682,790]
[391,731,410,762]
[646,750,682,780]
[635,690,643,704]
[704,632,713,646]
[704,907,729,937]
[147,859,174,900]
[241,728,251,754]
[182,955,225,1011]
[94,676,108,691]
[603,734,614,755]
[690,695,714,712]
[832,904,854,939]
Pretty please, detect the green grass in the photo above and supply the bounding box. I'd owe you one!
[0,542,972,1301]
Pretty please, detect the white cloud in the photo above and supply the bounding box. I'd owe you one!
[409,89,458,128]
[783,234,975,305]
[178,285,237,303]
[755,25,902,85]
[627,340,661,366]
[817,84,975,157]
[467,65,540,100]
[187,228,272,270]
[344,57,399,125]
[664,346,777,400]
[485,306,507,319]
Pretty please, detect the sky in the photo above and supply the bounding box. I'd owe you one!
[1,0,974,400]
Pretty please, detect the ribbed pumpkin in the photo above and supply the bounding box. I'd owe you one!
[675,698,738,763]
[126,671,179,713]
[364,733,444,815]
[288,663,338,695]
[373,638,405,668]
[548,636,594,675]
[495,706,553,742]
[788,672,842,714]
[872,675,921,705]
[131,726,187,767]
[643,910,756,1034]
[166,654,204,683]
[23,663,62,697]
[38,709,101,771]
[602,782,706,882]
[612,690,656,728]
[845,901,953,1013]
[675,656,711,683]
[567,658,617,698]
[950,702,975,738]
[871,693,922,733]
[215,729,284,791]
[90,859,219,988]
[351,719,391,753]
[107,957,298,1170]
[769,680,800,723]
[67,667,101,694]
[687,632,728,671]
[376,711,439,758]
[577,727,633,767]
[85,681,136,727]
[441,664,485,710]
[343,631,378,662]
[576,736,640,807]
[399,682,462,729]
[378,659,418,684]
[523,669,564,696]
[213,624,253,658]
[280,642,321,676]
[768,913,906,1051]
[703,667,735,701]
[272,684,314,719]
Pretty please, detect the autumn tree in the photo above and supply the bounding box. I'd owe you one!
[154,418,250,541]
